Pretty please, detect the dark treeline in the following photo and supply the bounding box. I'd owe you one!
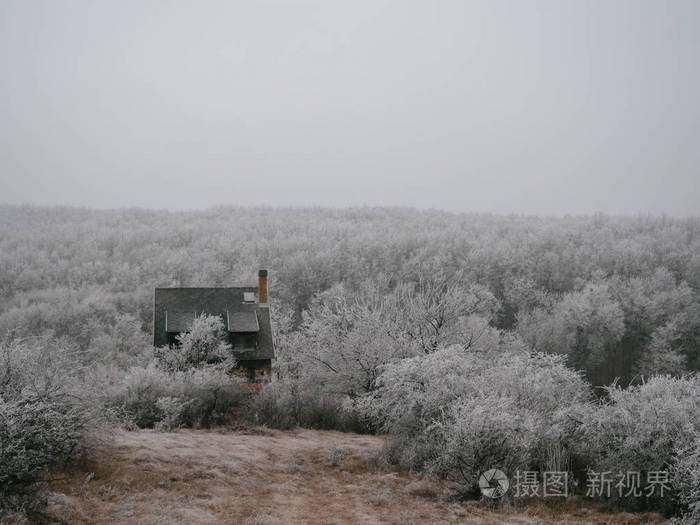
[1,205,698,385]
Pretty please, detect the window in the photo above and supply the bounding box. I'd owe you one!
[243,292,255,302]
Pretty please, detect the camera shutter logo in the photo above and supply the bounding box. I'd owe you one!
[479,469,509,499]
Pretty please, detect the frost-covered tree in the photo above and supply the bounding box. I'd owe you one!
[291,275,501,397]
[1,206,698,378]
[609,268,696,382]
[635,319,688,377]
[518,282,625,384]
[155,314,234,372]
[395,275,500,353]
[89,313,151,366]
[296,284,414,397]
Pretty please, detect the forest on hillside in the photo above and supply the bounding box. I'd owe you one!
[2,205,700,522]
[1,205,698,384]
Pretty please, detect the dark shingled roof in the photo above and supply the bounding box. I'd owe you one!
[153,287,274,361]
[165,311,197,332]
[227,311,259,332]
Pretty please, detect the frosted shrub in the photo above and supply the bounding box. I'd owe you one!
[0,399,90,506]
[178,367,245,427]
[357,346,591,495]
[0,340,100,512]
[672,437,700,524]
[580,375,700,513]
[246,379,297,430]
[427,397,533,497]
[356,346,489,468]
[154,396,190,431]
[248,379,365,432]
[110,362,171,427]
[107,364,245,428]
[107,314,245,428]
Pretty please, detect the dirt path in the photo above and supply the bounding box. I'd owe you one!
[46,428,668,525]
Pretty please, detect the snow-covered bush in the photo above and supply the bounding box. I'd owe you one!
[579,375,700,514]
[106,363,245,428]
[357,345,591,496]
[356,331,531,438]
[178,366,245,427]
[106,314,245,428]
[672,437,700,524]
[0,340,101,512]
[246,379,298,430]
[109,362,171,427]
[154,396,191,431]
[427,397,535,497]
[247,378,365,432]
[0,399,90,506]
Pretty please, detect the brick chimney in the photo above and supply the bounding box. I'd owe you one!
[258,269,268,304]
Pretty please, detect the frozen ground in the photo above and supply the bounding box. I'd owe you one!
[45,428,669,525]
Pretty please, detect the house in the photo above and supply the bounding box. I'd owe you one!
[153,269,274,381]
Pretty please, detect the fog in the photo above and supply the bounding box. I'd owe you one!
[1,0,698,215]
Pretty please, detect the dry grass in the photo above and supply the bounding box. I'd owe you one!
[41,428,669,525]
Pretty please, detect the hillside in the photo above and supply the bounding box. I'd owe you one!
[43,428,669,525]
[1,205,699,385]
[1,206,698,522]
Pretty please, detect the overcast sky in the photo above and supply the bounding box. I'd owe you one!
[1,1,698,216]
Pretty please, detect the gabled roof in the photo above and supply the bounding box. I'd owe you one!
[153,287,274,361]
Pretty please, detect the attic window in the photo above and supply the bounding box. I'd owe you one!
[243,292,256,303]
